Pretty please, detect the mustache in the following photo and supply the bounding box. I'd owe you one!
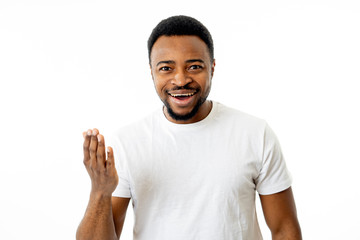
[167,84,199,92]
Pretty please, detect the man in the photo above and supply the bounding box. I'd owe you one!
[76,15,302,240]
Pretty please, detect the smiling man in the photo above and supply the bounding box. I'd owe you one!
[77,16,302,240]
[151,34,214,123]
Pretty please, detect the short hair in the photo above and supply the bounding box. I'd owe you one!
[147,15,214,63]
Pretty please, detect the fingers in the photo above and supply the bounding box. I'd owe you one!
[83,128,114,174]
[96,134,106,167]
[83,129,92,164]
[89,128,99,168]
[83,128,108,170]
[106,146,115,169]
[82,128,118,195]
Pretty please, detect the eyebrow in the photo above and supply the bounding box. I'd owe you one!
[156,59,205,67]
[186,59,205,64]
[156,60,175,67]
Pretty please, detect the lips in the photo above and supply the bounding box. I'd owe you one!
[169,92,196,98]
[168,88,197,96]
[167,89,198,106]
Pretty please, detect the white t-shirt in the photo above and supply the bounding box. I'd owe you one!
[111,101,292,240]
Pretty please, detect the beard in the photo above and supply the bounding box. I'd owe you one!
[161,81,212,122]
[163,95,207,121]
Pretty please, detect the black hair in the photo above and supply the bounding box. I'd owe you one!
[147,15,214,63]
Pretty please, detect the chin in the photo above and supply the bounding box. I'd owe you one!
[164,97,206,122]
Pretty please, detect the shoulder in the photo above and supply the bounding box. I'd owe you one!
[214,102,267,132]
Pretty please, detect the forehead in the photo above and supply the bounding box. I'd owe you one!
[150,35,210,64]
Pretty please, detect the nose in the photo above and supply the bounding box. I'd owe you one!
[171,69,192,87]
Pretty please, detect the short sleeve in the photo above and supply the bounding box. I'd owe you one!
[255,123,292,195]
[109,134,132,198]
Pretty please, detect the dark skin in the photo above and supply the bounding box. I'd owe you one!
[260,188,302,239]
[76,129,130,240]
[76,36,302,240]
[149,35,215,124]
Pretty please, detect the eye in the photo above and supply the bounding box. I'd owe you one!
[188,65,203,70]
[159,66,171,71]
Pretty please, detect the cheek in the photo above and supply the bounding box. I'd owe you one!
[152,77,167,95]
[199,74,212,90]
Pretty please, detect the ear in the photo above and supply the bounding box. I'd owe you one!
[150,63,154,80]
[211,59,216,77]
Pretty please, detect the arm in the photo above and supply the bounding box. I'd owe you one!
[76,129,130,240]
[112,196,131,238]
[259,187,302,240]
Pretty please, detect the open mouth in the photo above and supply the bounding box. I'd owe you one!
[168,92,196,100]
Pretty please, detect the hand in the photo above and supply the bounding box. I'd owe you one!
[83,128,118,197]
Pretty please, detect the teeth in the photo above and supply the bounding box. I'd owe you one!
[170,92,195,97]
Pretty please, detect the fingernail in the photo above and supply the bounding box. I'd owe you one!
[107,147,110,153]
[87,130,92,136]
[97,135,101,142]
[92,129,97,136]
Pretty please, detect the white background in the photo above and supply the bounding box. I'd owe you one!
[1,0,359,239]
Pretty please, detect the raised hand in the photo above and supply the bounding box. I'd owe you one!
[82,128,118,196]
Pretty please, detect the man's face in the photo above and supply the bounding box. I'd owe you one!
[150,35,215,124]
